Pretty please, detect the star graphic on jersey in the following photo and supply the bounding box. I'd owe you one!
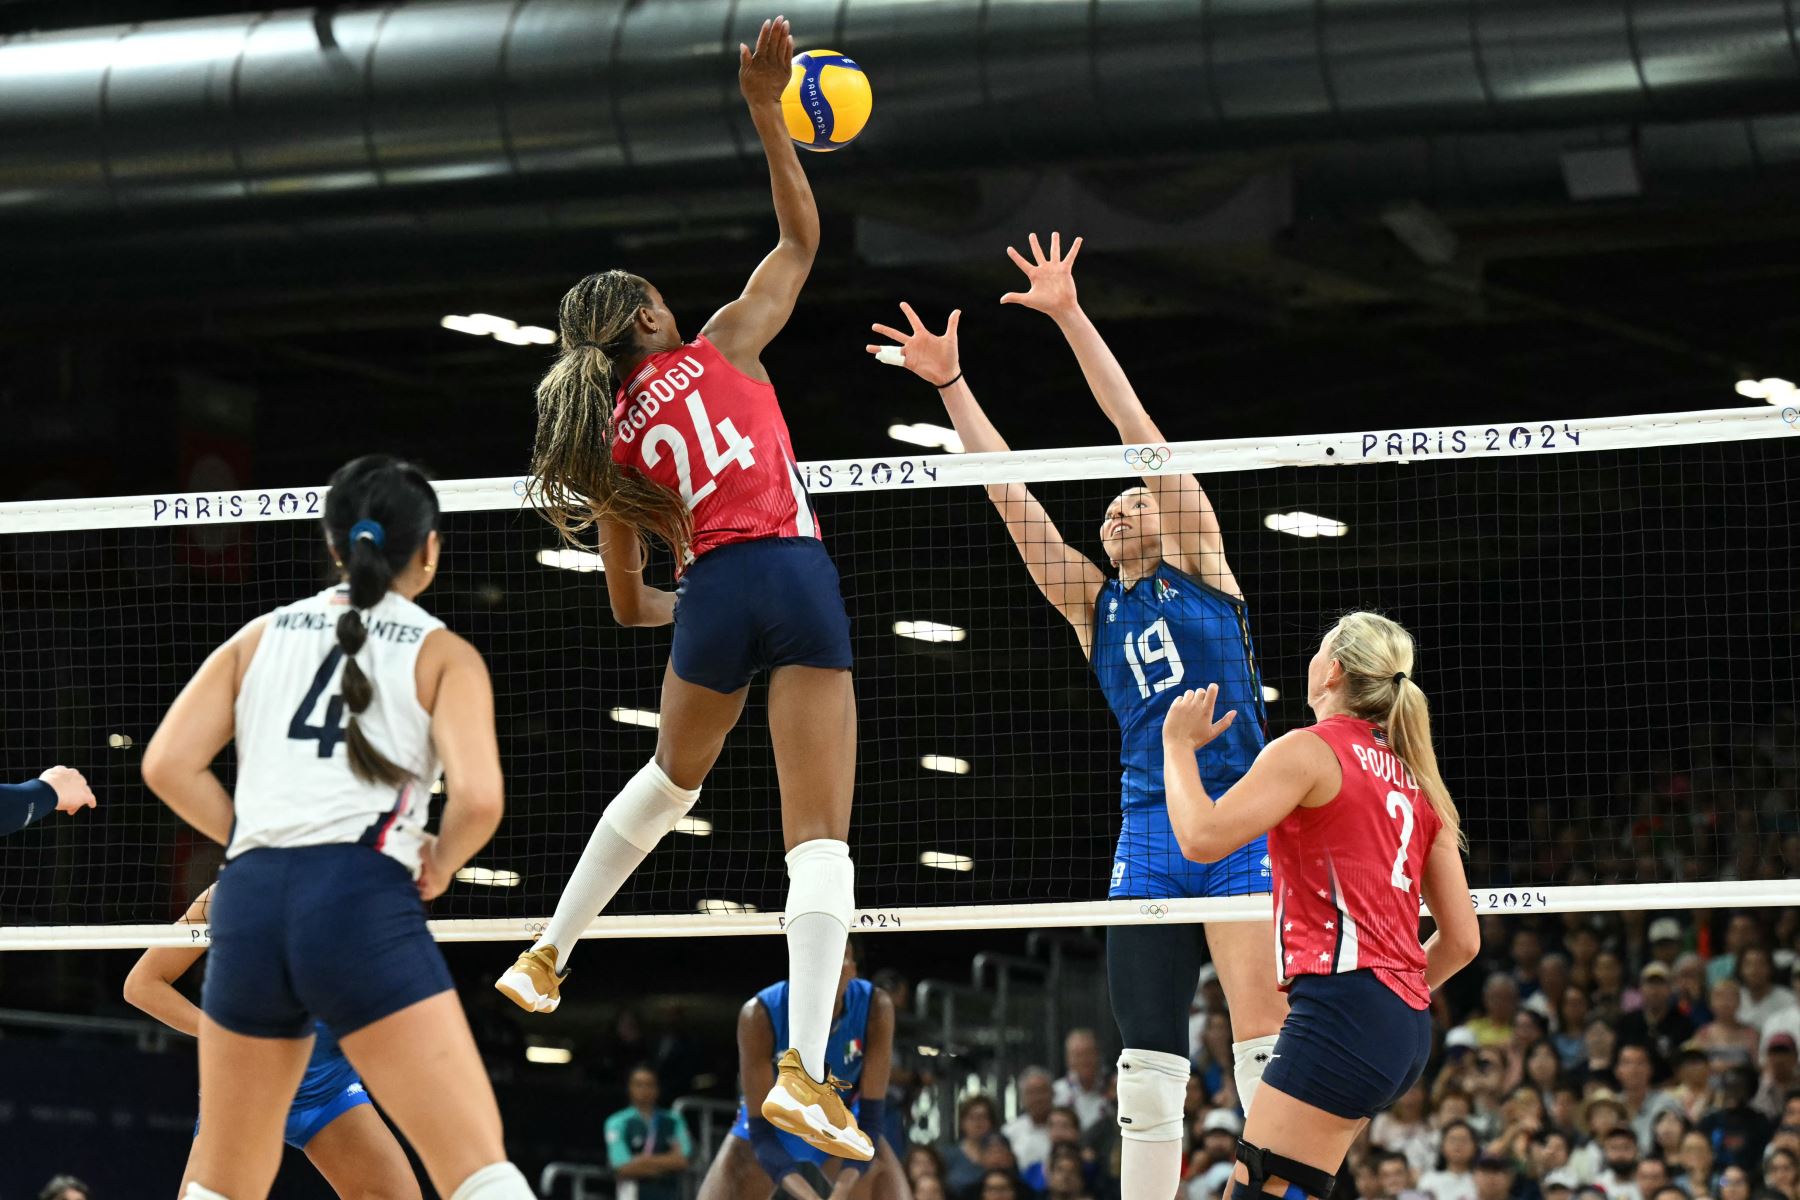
[1314,858,1324,867]
[1316,888,1328,900]
[1283,922,1293,932]
[1318,950,1330,961]
[1324,920,1335,931]
[1285,953,1294,963]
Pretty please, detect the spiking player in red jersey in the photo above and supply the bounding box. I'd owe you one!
[1157,611,1481,1200]
[496,16,871,1164]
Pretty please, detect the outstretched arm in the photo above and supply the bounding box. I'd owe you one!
[0,766,94,837]
[1002,233,1240,598]
[701,17,819,376]
[870,304,1106,654]
[1161,686,1331,862]
[123,887,213,1038]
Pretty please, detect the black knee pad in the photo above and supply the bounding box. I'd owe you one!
[1233,1139,1337,1200]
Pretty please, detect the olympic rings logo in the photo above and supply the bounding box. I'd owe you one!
[1138,903,1170,919]
[1124,445,1173,472]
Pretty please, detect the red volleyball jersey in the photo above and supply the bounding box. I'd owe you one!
[1269,715,1441,1009]
[610,336,818,564]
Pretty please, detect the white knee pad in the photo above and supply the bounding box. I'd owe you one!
[450,1161,535,1200]
[1233,1034,1280,1115]
[184,1186,231,1200]
[1115,1047,1191,1142]
[600,760,700,852]
[784,838,854,926]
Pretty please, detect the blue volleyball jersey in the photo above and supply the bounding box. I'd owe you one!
[758,978,872,1099]
[728,978,874,1162]
[1092,562,1269,897]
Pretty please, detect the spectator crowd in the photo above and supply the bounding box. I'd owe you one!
[896,907,1800,1200]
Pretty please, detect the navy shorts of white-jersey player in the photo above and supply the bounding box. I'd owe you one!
[699,943,911,1200]
[496,16,869,1167]
[124,883,419,1200]
[869,231,1287,1200]
[142,455,535,1200]
[1159,612,1481,1200]
[0,764,95,837]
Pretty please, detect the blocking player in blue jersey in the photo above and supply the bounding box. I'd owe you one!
[123,884,419,1199]
[869,232,1288,1200]
[699,943,908,1200]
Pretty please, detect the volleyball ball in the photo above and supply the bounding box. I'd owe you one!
[782,50,872,152]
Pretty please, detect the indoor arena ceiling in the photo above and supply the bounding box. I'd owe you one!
[6,0,1800,490]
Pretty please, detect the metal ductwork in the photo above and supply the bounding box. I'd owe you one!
[4,0,1800,223]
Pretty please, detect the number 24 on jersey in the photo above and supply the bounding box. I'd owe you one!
[640,390,756,508]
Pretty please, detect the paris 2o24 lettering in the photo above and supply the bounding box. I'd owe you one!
[801,460,939,492]
[1359,424,1584,459]
[1433,890,1550,912]
[150,489,323,523]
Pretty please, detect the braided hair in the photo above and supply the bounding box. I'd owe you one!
[323,455,439,788]
[530,270,694,564]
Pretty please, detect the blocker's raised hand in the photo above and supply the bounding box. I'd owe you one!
[1000,231,1084,317]
[867,302,961,388]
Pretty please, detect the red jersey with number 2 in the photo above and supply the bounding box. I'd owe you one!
[1269,715,1440,1009]
[610,335,819,564]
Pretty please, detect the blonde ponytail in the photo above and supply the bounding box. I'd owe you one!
[1327,611,1465,852]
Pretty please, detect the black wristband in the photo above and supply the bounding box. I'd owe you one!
[933,371,963,390]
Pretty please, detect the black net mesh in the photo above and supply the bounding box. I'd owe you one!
[1,434,1796,933]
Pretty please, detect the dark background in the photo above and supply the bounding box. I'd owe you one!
[4,0,1800,1194]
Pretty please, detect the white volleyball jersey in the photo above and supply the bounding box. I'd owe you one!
[229,586,445,875]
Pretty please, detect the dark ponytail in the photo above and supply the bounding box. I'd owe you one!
[323,455,440,788]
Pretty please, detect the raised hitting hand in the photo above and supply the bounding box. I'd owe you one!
[739,16,796,108]
[867,302,962,389]
[1000,231,1084,318]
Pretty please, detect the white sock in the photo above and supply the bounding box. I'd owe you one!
[184,1186,231,1200]
[450,1162,535,1199]
[534,760,699,968]
[1122,1136,1183,1199]
[783,838,854,1081]
[1117,1047,1189,1200]
[1233,1034,1280,1115]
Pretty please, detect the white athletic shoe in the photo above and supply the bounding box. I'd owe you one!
[760,1047,874,1162]
[495,946,564,1014]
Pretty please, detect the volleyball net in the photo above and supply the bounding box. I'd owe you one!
[1,405,1797,949]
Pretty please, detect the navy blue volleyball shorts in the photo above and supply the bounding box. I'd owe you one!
[202,844,453,1040]
[671,536,853,694]
[1260,970,1432,1119]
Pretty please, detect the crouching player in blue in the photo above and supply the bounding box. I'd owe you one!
[142,454,535,1200]
[699,944,910,1200]
[125,883,419,1199]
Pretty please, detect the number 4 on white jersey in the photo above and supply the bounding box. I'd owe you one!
[641,390,757,508]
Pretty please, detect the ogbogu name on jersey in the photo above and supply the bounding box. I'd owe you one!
[615,353,706,446]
